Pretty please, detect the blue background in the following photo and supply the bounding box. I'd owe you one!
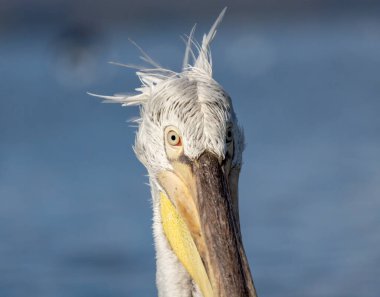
[1,1,379,296]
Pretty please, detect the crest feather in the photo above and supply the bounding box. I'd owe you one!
[194,7,227,75]
[88,8,227,107]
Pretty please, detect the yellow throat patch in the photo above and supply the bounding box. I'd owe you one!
[159,192,213,297]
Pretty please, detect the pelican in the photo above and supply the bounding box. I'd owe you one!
[90,8,258,297]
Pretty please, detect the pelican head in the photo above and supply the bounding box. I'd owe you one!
[91,8,258,297]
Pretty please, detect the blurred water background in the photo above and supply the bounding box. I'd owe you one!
[1,1,380,296]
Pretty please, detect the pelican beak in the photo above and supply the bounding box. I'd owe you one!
[158,151,257,297]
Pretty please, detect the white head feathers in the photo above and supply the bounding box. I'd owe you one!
[89,7,226,107]
[89,8,244,174]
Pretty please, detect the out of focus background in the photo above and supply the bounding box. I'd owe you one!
[1,1,379,296]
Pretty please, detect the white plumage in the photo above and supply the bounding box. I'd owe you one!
[90,8,257,297]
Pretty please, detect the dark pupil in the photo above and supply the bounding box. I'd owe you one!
[227,131,232,138]
[171,135,176,141]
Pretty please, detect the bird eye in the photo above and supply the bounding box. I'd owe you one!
[167,130,182,146]
[226,127,233,143]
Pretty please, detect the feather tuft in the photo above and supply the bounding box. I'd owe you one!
[89,7,227,108]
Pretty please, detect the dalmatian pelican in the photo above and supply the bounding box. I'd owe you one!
[90,8,258,297]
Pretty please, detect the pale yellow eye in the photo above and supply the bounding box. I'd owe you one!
[167,130,182,146]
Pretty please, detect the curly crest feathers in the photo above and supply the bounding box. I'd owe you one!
[88,8,227,108]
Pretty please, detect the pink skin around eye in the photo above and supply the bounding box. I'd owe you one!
[175,137,182,146]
